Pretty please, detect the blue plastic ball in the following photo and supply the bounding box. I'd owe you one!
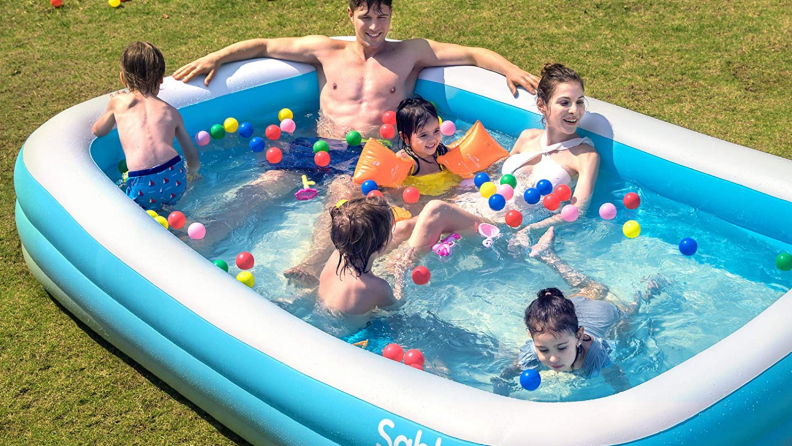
[519,369,541,391]
[679,238,698,256]
[238,122,254,138]
[361,180,379,195]
[488,193,506,211]
[249,137,266,153]
[536,179,553,195]
[524,188,541,205]
[474,172,491,189]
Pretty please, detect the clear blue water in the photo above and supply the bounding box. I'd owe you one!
[170,111,792,402]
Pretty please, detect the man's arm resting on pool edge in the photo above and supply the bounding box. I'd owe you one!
[173,36,338,86]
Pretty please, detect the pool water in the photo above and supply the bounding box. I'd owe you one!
[171,111,792,402]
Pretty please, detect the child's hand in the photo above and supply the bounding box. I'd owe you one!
[186,162,202,182]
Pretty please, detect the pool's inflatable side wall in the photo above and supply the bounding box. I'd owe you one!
[14,58,792,446]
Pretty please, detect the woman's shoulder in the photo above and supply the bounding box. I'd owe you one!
[511,129,544,154]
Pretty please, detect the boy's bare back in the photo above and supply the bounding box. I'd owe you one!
[318,251,395,315]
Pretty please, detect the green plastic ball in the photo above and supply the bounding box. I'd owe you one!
[500,174,517,188]
[776,252,792,271]
[313,140,330,153]
[213,259,229,272]
[118,159,127,173]
[210,124,225,139]
[346,130,362,146]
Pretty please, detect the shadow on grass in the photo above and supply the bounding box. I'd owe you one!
[47,292,253,446]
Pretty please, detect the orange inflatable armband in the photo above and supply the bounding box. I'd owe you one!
[353,138,413,187]
[437,121,508,178]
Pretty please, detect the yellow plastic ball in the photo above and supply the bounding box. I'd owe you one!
[480,182,498,199]
[154,216,169,229]
[438,117,443,125]
[146,210,158,218]
[108,0,120,7]
[278,108,294,122]
[623,220,641,239]
[236,271,255,288]
[223,117,239,133]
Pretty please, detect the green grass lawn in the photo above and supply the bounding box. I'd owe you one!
[1,0,790,444]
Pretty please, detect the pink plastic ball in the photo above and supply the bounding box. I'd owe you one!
[382,343,404,362]
[560,204,579,222]
[497,184,514,201]
[403,349,425,367]
[279,118,296,134]
[599,203,617,220]
[187,222,206,240]
[195,131,210,147]
[440,120,456,136]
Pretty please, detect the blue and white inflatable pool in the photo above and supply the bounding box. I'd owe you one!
[15,56,792,445]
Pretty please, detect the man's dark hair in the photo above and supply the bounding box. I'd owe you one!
[349,0,392,13]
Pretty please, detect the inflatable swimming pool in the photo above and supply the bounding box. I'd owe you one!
[15,56,792,445]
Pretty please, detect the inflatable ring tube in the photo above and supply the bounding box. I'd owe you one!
[352,138,413,187]
[437,121,509,178]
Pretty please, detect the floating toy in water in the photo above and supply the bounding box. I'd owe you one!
[411,266,431,285]
[265,125,281,140]
[497,184,514,201]
[440,120,456,136]
[380,124,396,139]
[561,204,579,222]
[146,210,158,218]
[224,117,239,133]
[236,251,255,270]
[279,118,296,134]
[266,147,282,163]
[505,210,523,228]
[187,222,206,240]
[346,130,362,146]
[489,193,506,211]
[403,187,420,204]
[624,192,641,209]
[404,349,425,368]
[278,108,293,121]
[599,202,617,220]
[478,223,500,248]
[361,180,378,195]
[213,259,229,272]
[313,140,329,153]
[238,122,254,138]
[480,182,497,199]
[250,137,265,153]
[236,271,255,288]
[382,343,404,362]
[555,184,572,202]
[382,111,396,126]
[474,172,491,189]
[500,174,517,188]
[295,175,318,200]
[314,151,331,167]
[679,238,698,256]
[432,233,461,257]
[195,131,210,147]
[543,193,560,211]
[623,220,641,238]
[154,216,169,229]
[775,252,792,271]
[524,188,540,205]
[168,211,186,229]
[352,340,369,349]
[210,124,225,139]
[367,190,383,197]
[536,179,553,195]
[520,369,541,391]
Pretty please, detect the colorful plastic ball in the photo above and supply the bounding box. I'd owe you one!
[382,343,404,362]
[776,253,792,271]
[236,271,255,288]
[623,220,641,239]
[367,190,384,197]
[440,120,456,136]
[187,222,206,240]
[314,151,331,167]
[145,210,158,218]
[382,111,397,126]
[210,124,225,139]
[560,204,579,222]
[403,187,420,204]
[524,188,541,205]
[679,238,698,256]
[497,184,514,201]
[154,216,169,229]
[500,174,517,189]
[480,182,497,199]
[361,180,379,195]
[403,349,425,367]
[554,184,572,202]
[411,266,431,285]
[265,125,281,140]
[195,131,210,147]
[489,193,506,211]
[238,122,254,138]
[310,140,329,154]
[278,108,293,121]
[519,369,541,391]
[409,363,424,371]
[223,117,239,133]
[536,179,553,195]
[213,259,229,272]
[599,203,617,220]
[249,137,266,153]
[118,159,127,173]
[346,130,362,146]
[109,0,120,7]
[505,210,523,228]
[279,118,296,134]
[236,251,255,270]
[380,124,396,139]
[167,211,186,229]
[543,193,561,211]
[474,172,491,189]
[266,147,283,164]
[51,0,62,8]
[624,192,641,210]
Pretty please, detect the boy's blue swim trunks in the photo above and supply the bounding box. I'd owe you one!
[272,137,363,179]
[126,155,187,211]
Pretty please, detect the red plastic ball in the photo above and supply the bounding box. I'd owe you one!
[409,363,424,371]
[543,193,561,211]
[411,266,431,285]
[51,0,62,7]
[403,186,420,204]
[367,190,384,197]
[379,124,396,139]
[382,343,404,362]
[266,148,282,164]
[314,151,331,167]
[403,349,425,367]
[236,251,255,270]
[505,210,523,228]
[554,184,572,202]
[382,111,397,126]
[167,211,186,229]
[624,192,641,210]
[265,124,281,140]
